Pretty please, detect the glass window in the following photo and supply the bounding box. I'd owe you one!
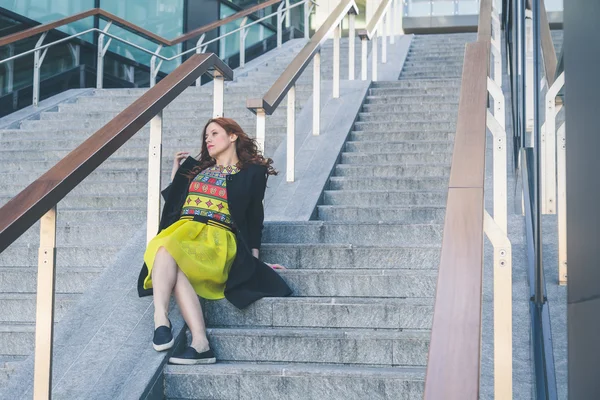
[219,3,275,60]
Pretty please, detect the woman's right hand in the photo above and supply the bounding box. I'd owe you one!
[171,151,189,181]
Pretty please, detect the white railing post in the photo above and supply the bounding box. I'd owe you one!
[147,111,163,244]
[213,72,224,117]
[349,12,355,81]
[313,50,321,135]
[33,206,57,400]
[239,17,249,68]
[541,72,565,215]
[382,10,388,64]
[33,32,48,106]
[398,0,404,34]
[484,211,513,400]
[372,30,378,82]
[256,109,266,154]
[304,1,311,39]
[6,44,14,93]
[150,44,163,88]
[277,2,285,48]
[285,0,291,28]
[557,121,567,285]
[195,34,206,86]
[361,36,368,81]
[96,22,112,89]
[487,109,507,232]
[333,23,341,98]
[390,0,396,44]
[287,85,296,182]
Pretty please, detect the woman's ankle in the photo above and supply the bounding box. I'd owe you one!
[190,337,210,352]
[154,312,170,328]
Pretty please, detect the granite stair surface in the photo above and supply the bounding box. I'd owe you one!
[162,33,475,400]
[0,38,374,387]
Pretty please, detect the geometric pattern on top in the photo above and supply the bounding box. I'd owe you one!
[180,164,240,224]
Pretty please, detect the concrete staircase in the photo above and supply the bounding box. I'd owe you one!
[162,32,475,399]
[0,38,370,387]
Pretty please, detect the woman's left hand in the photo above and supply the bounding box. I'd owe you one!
[265,262,286,270]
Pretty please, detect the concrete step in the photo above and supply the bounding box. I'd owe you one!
[405,54,465,62]
[203,297,434,330]
[262,222,443,246]
[317,205,446,223]
[368,87,458,97]
[349,131,454,142]
[205,327,430,366]
[333,163,450,178]
[0,266,102,294]
[342,151,452,165]
[0,194,145,214]
[0,323,34,356]
[365,94,459,104]
[400,71,462,79]
[164,362,425,400]
[0,293,78,322]
[353,120,457,132]
[357,110,457,122]
[401,62,464,71]
[345,140,453,153]
[328,176,449,191]
[361,102,458,113]
[259,244,441,270]
[0,243,124,267]
[371,79,461,89]
[323,190,447,206]
[0,356,24,388]
[340,152,452,165]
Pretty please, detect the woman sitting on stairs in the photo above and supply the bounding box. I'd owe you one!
[137,117,292,365]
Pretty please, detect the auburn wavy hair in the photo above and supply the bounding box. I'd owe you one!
[195,117,277,176]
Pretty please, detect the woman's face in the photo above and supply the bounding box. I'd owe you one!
[205,122,236,158]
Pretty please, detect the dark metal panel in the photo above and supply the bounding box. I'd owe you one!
[564,0,600,398]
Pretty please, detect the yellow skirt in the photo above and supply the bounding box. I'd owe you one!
[143,219,237,300]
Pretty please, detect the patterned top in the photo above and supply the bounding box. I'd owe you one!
[180,165,240,224]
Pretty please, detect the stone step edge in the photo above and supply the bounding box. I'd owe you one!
[165,361,426,379]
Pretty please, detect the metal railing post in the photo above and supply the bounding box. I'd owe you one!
[313,50,321,135]
[147,111,163,244]
[96,22,112,89]
[484,211,513,400]
[6,44,14,93]
[390,0,396,44]
[372,30,378,81]
[333,23,341,98]
[213,72,224,117]
[541,72,564,214]
[398,0,404,34]
[195,34,206,86]
[33,206,57,399]
[557,121,567,285]
[349,12,355,81]
[33,32,48,106]
[277,2,285,48]
[150,44,163,88]
[256,109,266,154]
[239,18,249,68]
[382,12,388,64]
[304,1,311,39]
[361,36,368,80]
[287,85,296,182]
[285,0,291,28]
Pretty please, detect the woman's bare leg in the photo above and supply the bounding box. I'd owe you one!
[173,268,210,352]
[151,247,178,328]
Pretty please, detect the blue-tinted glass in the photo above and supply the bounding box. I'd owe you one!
[219,3,275,60]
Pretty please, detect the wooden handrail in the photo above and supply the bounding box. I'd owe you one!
[357,0,391,39]
[0,0,281,48]
[423,0,492,397]
[540,0,558,87]
[247,0,358,115]
[0,53,233,252]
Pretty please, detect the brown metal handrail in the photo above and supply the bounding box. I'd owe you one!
[247,0,358,115]
[0,1,281,48]
[0,53,232,251]
[357,0,391,39]
[540,0,558,87]
[423,0,493,398]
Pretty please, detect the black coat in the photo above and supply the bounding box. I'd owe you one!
[137,156,292,309]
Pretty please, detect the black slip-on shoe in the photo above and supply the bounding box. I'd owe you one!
[168,346,216,365]
[152,320,174,352]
